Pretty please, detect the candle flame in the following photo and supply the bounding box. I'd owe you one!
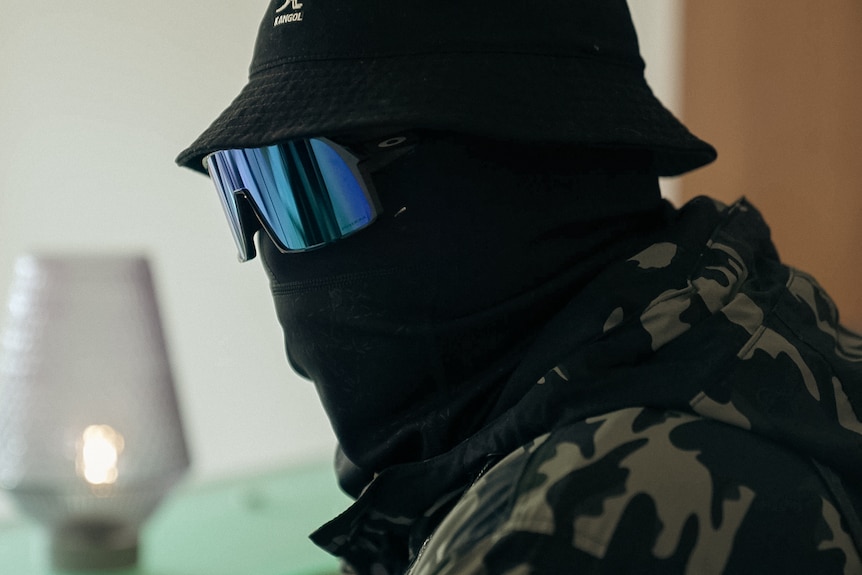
[77,425,124,485]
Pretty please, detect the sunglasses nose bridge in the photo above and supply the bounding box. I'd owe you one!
[232,190,263,261]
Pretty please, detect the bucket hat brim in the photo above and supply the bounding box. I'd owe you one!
[177,51,716,177]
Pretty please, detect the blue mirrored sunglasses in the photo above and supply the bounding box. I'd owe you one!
[203,136,413,262]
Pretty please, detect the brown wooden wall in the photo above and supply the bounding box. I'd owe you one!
[680,2,862,330]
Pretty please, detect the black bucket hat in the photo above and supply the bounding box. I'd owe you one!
[177,0,716,176]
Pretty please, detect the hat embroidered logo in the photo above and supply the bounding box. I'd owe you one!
[274,0,303,26]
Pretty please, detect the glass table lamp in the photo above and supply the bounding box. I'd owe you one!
[0,254,190,570]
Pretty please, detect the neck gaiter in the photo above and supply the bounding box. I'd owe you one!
[260,134,667,483]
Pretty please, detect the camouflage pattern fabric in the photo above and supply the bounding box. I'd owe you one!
[406,407,861,574]
[312,197,862,574]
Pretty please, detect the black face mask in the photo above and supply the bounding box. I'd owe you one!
[260,134,665,476]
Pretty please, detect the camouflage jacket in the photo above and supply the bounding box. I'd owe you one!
[311,197,862,574]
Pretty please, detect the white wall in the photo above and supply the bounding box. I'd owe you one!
[0,2,683,520]
[629,0,686,202]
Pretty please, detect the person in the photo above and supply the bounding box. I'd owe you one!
[177,1,862,573]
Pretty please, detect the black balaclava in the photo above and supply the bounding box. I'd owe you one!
[260,133,668,481]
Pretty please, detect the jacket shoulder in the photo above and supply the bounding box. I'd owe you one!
[408,407,861,574]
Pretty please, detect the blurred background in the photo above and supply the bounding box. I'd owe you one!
[680,2,862,331]
[0,1,859,523]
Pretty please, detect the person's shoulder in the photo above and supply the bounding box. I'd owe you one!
[408,407,862,574]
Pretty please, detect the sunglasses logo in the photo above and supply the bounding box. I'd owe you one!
[274,0,304,26]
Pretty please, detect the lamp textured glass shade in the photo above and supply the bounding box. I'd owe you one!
[0,254,189,567]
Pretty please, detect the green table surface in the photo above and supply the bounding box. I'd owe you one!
[0,462,351,575]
